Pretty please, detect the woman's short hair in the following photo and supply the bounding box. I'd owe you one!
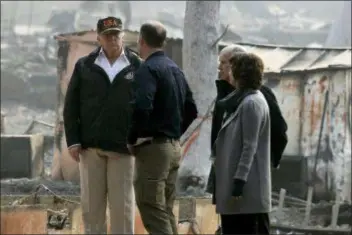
[229,53,264,90]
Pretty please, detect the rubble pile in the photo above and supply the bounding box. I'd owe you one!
[1,178,351,233]
[0,102,56,177]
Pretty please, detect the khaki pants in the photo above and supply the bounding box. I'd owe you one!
[134,139,181,235]
[79,148,135,234]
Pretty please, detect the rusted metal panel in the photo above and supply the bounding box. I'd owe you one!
[300,71,352,201]
[301,72,331,199]
[266,69,351,201]
[327,70,352,202]
[264,76,302,156]
[301,73,329,158]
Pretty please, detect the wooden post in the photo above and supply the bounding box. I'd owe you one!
[178,222,193,234]
[277,188,286,215]
[330,193,341,228]
[178,197,196,222]
[178,197,197,234]
[303,186,314,226]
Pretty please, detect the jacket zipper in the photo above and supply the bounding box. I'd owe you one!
[91,63,133,87]
[87,64,134,141]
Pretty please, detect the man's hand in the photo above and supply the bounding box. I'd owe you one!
[68,145,81,162]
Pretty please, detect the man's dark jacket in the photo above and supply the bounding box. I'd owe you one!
[206,80,288,204]
[63,47,142,154]
[127,51,198,144]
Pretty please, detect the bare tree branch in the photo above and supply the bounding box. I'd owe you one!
[210,24,229,48]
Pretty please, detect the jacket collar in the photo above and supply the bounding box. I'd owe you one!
[98,47,127,57]
[215,80,235,99]
[145,50,165,61]
[86,46,141,68]
[218,89,257,129]
[217,89,252,114]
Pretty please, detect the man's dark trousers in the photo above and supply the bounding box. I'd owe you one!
[134,138,181,234]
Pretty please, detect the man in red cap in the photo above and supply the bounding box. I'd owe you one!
[63,16,142,234]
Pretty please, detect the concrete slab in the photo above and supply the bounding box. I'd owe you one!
[1,134,44,179]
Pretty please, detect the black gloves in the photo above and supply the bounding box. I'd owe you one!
[232,178,245,197]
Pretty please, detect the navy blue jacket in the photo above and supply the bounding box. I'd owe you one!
[127,51,198,144]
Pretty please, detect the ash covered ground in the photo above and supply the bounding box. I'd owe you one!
[2,178,351,233]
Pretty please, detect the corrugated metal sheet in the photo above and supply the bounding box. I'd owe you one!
[237,42,351,73]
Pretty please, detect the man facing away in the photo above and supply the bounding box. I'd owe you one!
[63,17,142,234]
[127,21,198,234]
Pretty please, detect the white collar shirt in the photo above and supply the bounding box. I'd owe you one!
[94,48,130,82]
